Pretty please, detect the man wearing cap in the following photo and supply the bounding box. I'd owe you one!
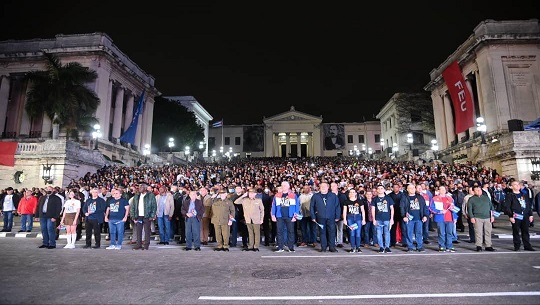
[0,187,21,232]
[235,188,265,251]
[211,189,235,251]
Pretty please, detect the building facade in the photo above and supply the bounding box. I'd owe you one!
[376,92,436,159]
[208,106,381,158]
[0,33,159,188]
[424,19,540,185]
[164,96,213,157]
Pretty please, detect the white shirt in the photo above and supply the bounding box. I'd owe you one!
[64,199,81,214]
[3,194,14,211]
[138,193,146,217]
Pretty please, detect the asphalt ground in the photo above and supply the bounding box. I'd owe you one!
[1,217,540,305]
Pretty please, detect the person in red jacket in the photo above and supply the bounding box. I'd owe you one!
[17,189,37,232]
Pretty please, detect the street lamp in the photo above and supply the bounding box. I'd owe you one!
[219,146,224,156]
[392,142,398,157]
[407,133,413,151]
[476,117,487,144]
[168,138,175,153]
[199,141,204,150]
[530,157,540,181]
[368,147,373,159]
[143,144,150,164]
[212,149,216,162]
[92,124,101,150]
[184,146,190,161]
[431,139,438,160]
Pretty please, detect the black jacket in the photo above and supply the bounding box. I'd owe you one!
[504,191,533,218]
[0,193,21,211]
[36,194,63,219]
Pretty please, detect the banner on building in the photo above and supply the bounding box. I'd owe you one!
[119,89,145,145]
[243,126,264,152]
[442,61,475,134]
[0,142,18,167]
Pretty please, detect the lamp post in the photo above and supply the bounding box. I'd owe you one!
[368,147,373,159]
[530,157,540,181]
[168,138,175,153]
[184,146,190,161]
[42,161,52,184]
[143,144,150,164]
[476,117,487,145]
[219,146,224,157]
[92,124,101,150]
[212,150,216,162]
[406,133,413,151]
[431,139,438,160]
[392,142,398,158]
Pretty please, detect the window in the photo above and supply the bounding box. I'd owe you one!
[358,135,365,143]
[208,137,215,150]
[347,135,353,143]
[374,134,380,143]
[224,137,230,145]
[235,137,241,145]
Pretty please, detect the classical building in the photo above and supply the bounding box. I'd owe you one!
[208,106,382,158]
[0,33,160,189]
[376,92,436,159]
[164,96,213,157]
[424,19,540,186]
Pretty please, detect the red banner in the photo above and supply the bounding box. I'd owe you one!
[442,61,475,134]
[0,142,18,167]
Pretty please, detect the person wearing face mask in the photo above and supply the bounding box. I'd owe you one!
[36,186,63,249]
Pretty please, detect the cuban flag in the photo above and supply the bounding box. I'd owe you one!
[294,213,303,220]
[450,206,461,213]
[513,213,524,221]
[491,211,501,218]
[212,120,223,128]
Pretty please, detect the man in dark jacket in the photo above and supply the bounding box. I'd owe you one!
[400,184,428,252]
[310,182,341,252]
[388,184,405,247]
[1,186,21,232]
[181,190,204,251]
[504,180,535,251]
[171,185,186,244]
[82,188,107,249]
[36,186,63,249]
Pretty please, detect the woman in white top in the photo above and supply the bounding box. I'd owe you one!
[60,191,81,248]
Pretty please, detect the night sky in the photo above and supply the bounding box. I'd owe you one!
[1,1,538,125]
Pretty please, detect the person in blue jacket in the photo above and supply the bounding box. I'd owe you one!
[400,184,428,252]
[271,181,300,253]
[310,182,341,252]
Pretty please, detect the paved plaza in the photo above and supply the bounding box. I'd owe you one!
[1,217,540,304]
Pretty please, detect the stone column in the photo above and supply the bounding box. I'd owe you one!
[307,132,313,157]
[135,102,144,150]
[285,132,291,158]
[19,83,32,137]
[112,86,125,141]
[0,76,10,137]
[143,100,154,151]
[124,93,134,131]
[264,126,273,157]
[443,94,455,147]
[313,126,322,157]
[432,93,446,150]
[296,132,301,157]
[274,133,279,157]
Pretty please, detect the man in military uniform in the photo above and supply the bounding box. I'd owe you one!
[211,189,235,251]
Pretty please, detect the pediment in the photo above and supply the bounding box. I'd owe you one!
[264,106,322,123]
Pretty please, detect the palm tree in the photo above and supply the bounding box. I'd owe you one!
[24,52,100,140]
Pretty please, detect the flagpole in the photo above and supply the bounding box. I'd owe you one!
[221,119,224,148]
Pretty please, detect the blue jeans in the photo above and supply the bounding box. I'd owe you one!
[276,217,295,250]
[406,220,423,250]
[2,211,13,231]
[186,217,200,248]
[108,220,125,246]
[300,217,316,244]
[375,220,390,249]
[230,219,247,247]
[452,222,458,241]
[21,214,33,231]
[437,221,454,250]
[157,216,171,243]
[40,217,56,247]
[347,217,363,249]
[423,213,431,241]
[362,221,378,246]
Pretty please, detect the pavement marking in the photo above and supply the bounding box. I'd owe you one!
[533,266,540,269]
[261,251,540,258]
[497,234,540,239]
[199,291,540,301]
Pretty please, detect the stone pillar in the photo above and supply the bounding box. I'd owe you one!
[143,100,154,151]
[19,83,32,137]
[264,126,273,157]
[112,86,125,141]
[0,76,10,136]
[135,102,144,150]
[285,132,291,158]
[443,94,455,147]
[296,132,301,157]
[307,132,313,157]
[124,93,134,131]
[273,133,279,157]
[313,126,322,157]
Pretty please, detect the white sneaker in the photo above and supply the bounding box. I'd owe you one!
[67,244,75,249]
[105,245,116,250]
[64,244,71,249]
[115,246,122,250]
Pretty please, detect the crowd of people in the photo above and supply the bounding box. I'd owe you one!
[1,157,539,253]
